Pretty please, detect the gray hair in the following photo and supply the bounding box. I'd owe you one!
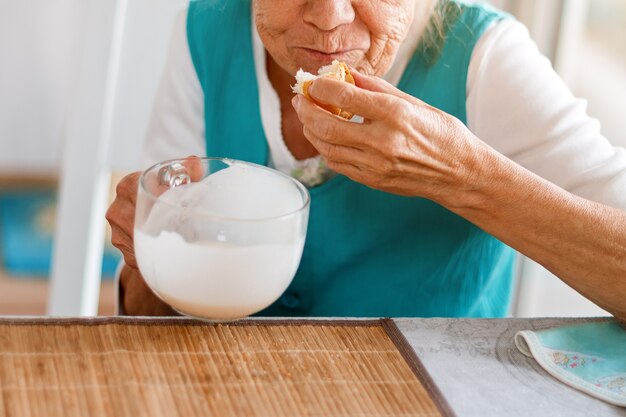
[419,0,463,66]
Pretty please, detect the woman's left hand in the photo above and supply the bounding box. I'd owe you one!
[292,69,493,206]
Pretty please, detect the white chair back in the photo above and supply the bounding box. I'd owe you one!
[48,0,187,316]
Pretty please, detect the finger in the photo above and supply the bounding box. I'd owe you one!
[323,159,401,195]
[110,230,138,269]
[294,94,370,148]
[302,125,374,169]
[322,159,370,185]
[106,214,134,245]
[109,223,133,247]
[350,67,398,94]
[350,67,420,103]
[181,155,204,182]
[114,172,141,202]
[306,77,403,122]
[106,189,138,228]
[107,179,137,220]
[142,168,175,198]
[106,207,137,257]
[140,156,205,199]
[113,173,148,239]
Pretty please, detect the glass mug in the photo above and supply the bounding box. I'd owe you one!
[134,157,310,321]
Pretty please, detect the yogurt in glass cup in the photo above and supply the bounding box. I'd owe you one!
[134,157,310,321]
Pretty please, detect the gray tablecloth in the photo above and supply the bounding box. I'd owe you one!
[395,317,625,417]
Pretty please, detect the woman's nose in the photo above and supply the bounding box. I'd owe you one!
[303,0,355,31]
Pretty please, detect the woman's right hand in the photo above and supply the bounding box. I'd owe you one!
[106,172,141,270]
[106,172,177,316]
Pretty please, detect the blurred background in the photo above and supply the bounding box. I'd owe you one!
[0,0,623,316]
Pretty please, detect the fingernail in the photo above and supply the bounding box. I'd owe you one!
[292,95,300,110]
[308,80,317,98]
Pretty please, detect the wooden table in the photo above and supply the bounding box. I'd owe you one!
[0,317,623,417]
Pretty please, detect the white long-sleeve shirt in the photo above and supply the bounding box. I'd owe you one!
[142,11,626,210]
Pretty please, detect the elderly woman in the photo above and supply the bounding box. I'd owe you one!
[107,0,626,320]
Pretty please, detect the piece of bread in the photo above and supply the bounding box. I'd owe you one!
[292,60,355,119]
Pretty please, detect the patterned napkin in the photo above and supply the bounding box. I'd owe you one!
[515,321,626,407]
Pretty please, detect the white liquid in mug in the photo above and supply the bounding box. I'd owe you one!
[135,229,305,320]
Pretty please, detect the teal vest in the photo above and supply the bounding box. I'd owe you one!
[187,0,516,317]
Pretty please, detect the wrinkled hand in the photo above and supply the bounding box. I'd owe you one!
[105,157,203,316]
[106,172,172,315]
[292,68,490,205]
[106,172,142,270]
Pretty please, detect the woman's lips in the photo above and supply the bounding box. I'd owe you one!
[297,47,356,62]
